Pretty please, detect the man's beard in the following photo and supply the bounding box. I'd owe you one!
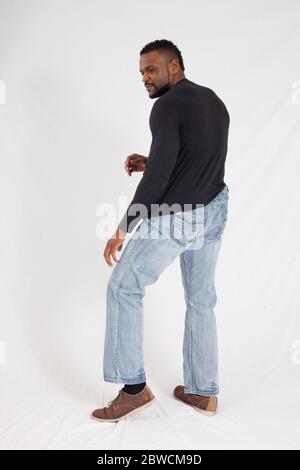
[149,82,171,99]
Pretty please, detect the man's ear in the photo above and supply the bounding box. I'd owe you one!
[170,57,180,75]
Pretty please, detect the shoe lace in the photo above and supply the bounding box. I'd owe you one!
[105,391,122,408]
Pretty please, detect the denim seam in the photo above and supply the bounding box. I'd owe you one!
[184,388,219,396]
[190,328,193,390]
[181,252,194,390]
[104,375,146,385]
[113,284,120,381]
[110,235,145,383]
[110,241,135,382]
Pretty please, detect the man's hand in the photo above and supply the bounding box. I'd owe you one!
[124,154,148,176]
[103,227,127,267]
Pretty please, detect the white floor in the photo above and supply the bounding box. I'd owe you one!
[1,363,299,450]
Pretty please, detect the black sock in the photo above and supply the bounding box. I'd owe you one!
[122,382,146,395]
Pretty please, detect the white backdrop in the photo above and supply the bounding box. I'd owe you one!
[1,0,300,450]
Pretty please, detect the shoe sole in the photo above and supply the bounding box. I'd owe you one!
[173,394,217,416]
[90,397,156,422]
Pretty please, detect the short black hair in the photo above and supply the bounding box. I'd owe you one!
[140,39,185,71]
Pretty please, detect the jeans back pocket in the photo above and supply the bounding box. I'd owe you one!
[171,209,204,246]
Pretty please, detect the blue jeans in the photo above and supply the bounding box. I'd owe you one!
[103,186,229,396]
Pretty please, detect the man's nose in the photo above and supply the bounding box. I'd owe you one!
[142,74,150,84]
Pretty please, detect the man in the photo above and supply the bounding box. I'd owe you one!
[91,39,230,422]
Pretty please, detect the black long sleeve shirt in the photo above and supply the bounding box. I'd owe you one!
[119,77,230,233]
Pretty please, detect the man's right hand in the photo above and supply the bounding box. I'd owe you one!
[124,154,148,176]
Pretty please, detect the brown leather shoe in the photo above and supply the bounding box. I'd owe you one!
[91,385,156,422]
[173,385,218,416]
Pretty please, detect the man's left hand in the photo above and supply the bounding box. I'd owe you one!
[103,227,126,267]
